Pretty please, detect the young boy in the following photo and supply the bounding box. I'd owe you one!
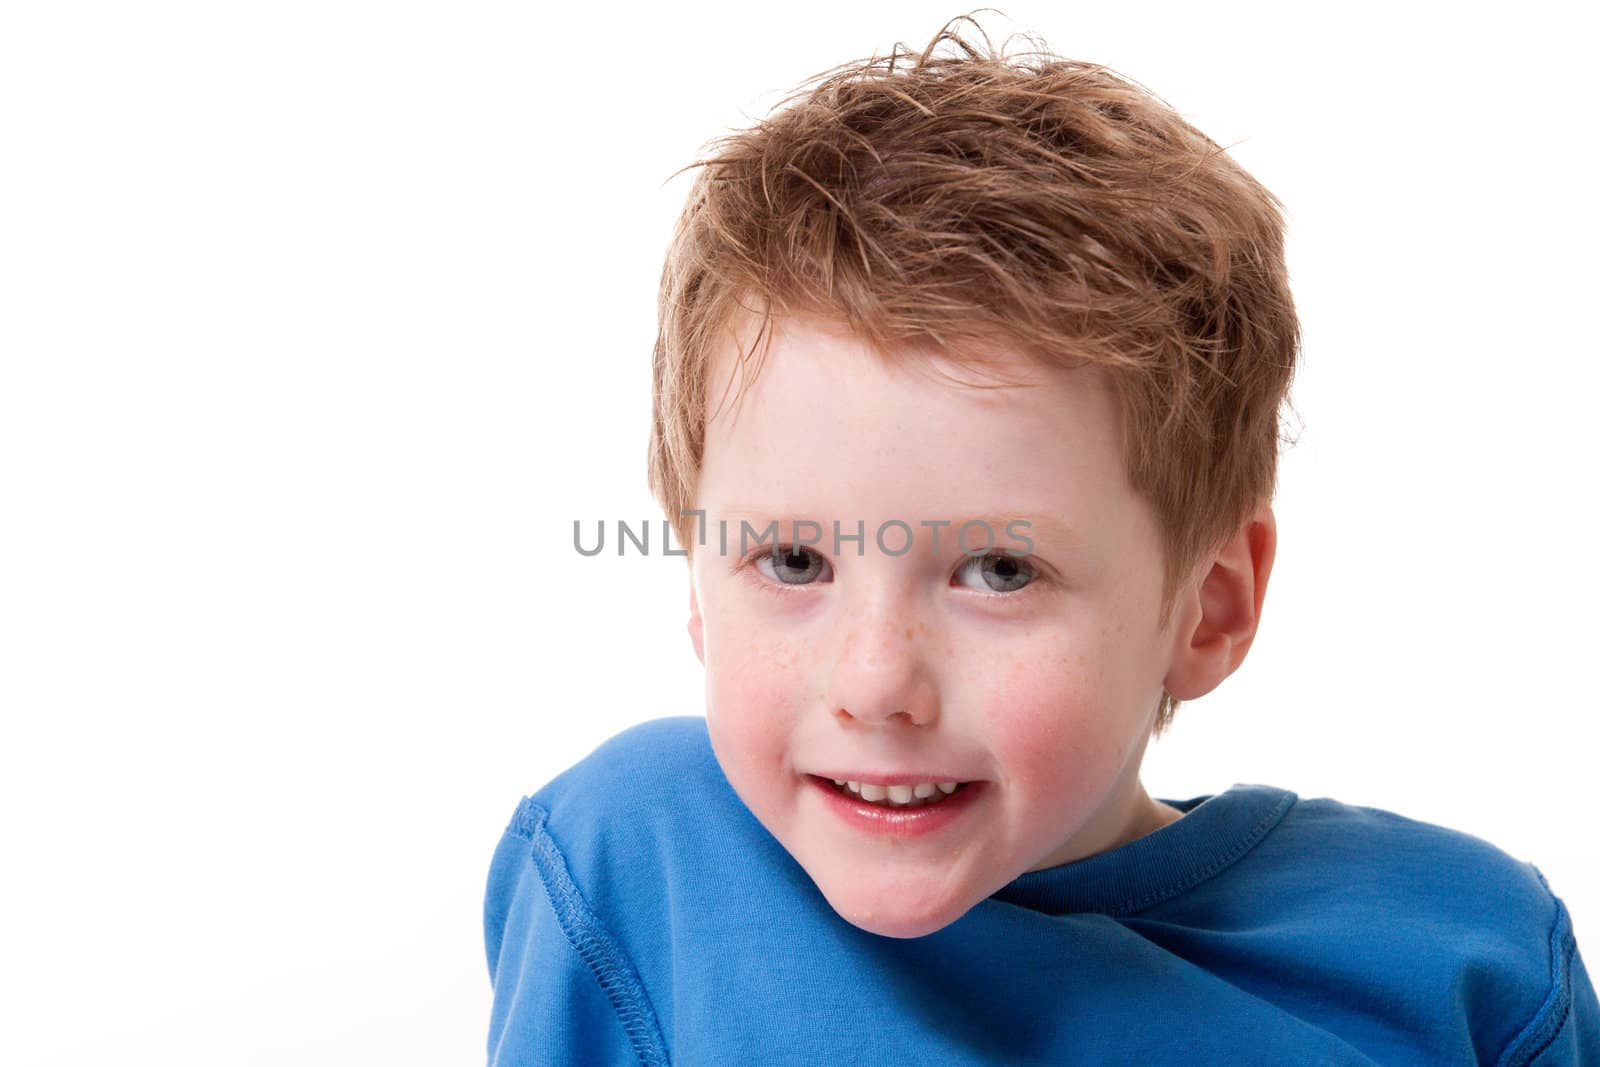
[483,22,1598,1065]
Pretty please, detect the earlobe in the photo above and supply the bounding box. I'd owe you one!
[1163,504,1277,702]
[687,582,705,665]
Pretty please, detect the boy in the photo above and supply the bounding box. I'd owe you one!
[484,21,1598,1065]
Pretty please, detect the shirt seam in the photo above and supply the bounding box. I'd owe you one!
[514,799,671,1067]
[1116,789,1298,916]
[1493,865,1575,1067]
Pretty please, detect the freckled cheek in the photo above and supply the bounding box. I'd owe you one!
[704,625,815,775]
[967,640,1123,795]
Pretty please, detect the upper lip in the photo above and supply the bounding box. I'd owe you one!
[811,772,974,785]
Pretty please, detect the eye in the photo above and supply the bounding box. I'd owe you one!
[953,552,1036,594]
[753,545,833,586]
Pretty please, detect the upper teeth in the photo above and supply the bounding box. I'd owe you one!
[832,779,963,804]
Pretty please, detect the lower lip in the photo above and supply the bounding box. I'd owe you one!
[808,775,986,838]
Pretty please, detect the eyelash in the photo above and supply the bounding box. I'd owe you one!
[738,545,1048,599]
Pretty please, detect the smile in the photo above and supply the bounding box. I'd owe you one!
[829,778,971,809]
[808,775,986,837]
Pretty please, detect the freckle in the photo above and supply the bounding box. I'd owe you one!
[904,626,914,640]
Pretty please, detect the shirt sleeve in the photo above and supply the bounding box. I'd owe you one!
[1497,870,1600,1066]
[483,799,669,1067]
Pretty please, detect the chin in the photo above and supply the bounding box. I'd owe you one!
[818,882,972,940]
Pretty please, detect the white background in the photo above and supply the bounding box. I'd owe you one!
[3,2,1596,1063]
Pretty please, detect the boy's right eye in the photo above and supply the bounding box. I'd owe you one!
[754,545,833,586]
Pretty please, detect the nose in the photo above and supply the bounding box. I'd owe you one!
[823,606,939,729]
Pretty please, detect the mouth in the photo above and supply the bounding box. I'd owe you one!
[807,773,986,837]
[809,774,976,810]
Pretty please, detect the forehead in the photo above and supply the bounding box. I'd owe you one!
[698,313,1132,527]
[707,307,1081,399]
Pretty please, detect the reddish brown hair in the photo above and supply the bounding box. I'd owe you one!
[647,18,1300,736]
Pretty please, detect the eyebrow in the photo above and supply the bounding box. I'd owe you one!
[953,514,1082,550]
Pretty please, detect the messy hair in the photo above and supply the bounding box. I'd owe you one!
[647,16,1301,737]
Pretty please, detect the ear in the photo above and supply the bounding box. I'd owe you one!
[1163,504,1277,702]
[687,580,705,665]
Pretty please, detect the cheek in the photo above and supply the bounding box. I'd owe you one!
[967,630,1130,793]
[703,617,813,773]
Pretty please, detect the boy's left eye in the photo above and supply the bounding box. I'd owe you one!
[953,553,1037,593]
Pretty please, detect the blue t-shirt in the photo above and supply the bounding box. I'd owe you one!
[483,717,1598,1065]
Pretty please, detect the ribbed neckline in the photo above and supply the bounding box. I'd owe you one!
[989,783,1298,917]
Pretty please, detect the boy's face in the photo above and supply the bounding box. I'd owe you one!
[687,314,1190,939]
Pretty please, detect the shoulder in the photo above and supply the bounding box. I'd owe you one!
[518,715,720,833]
[507,715,763,888]
[495,715,783,964]
[485,721,711,1063]
[1255,792,1573,1060]
[1272,793,1553,919]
